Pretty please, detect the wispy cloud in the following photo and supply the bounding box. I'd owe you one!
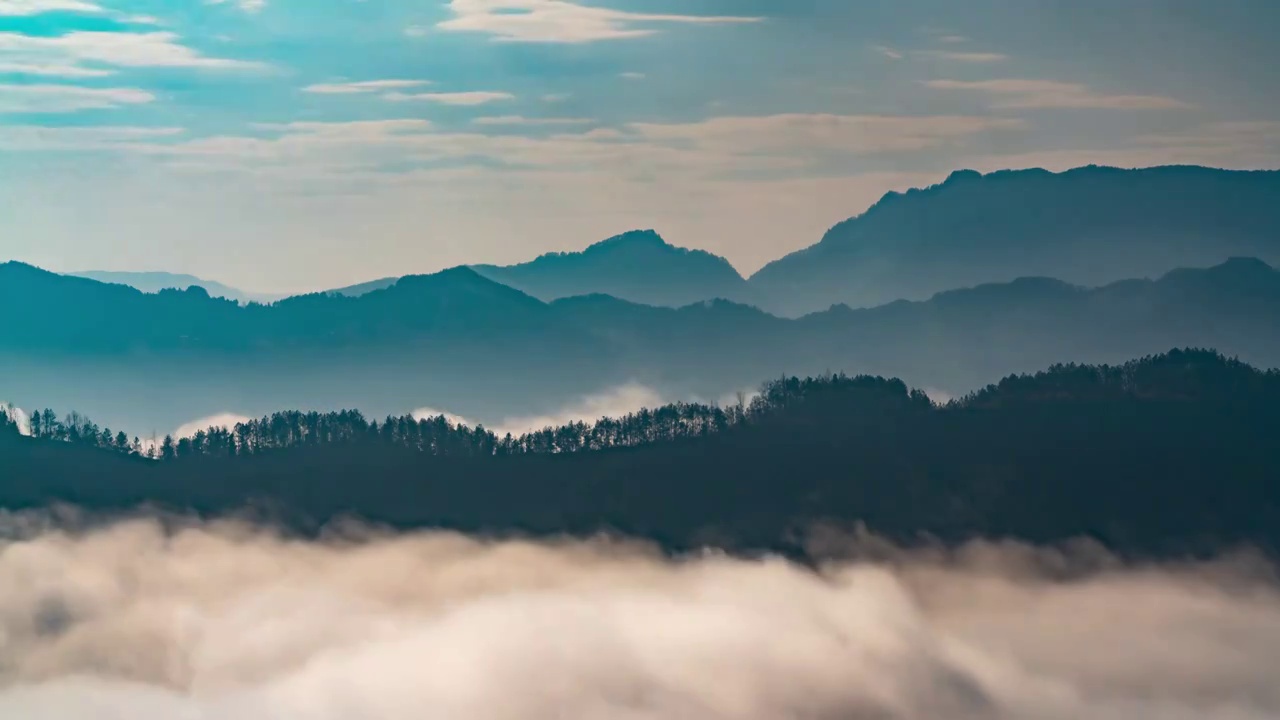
[304,79,431,94]
[205,0,265,13]
[0,0,102,16]
[924,78,1191,110]
[0,60,114,76]
[870,44,903,60]
[915,50,1007,63]
[0,125,183,151]
[628,113,1026,156]
[0,31,264,73]
[383,90,514,105]
[437,0,762,43]
[0,83,153,112]
[618,71,645,80]
[472,115,594,126]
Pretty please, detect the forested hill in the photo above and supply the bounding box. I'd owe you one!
[4,349,1278,559]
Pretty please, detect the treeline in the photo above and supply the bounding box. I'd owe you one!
[4,349,1279,558]
[4,349,1272,464]
[5,378,876,460]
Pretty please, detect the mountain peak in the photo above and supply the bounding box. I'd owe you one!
[586,229,671,252]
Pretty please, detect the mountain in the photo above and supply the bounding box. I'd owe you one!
[749,165,1280,316]
[326,276,399,297]
[470,229,753,307]
[3,257,1278,436]
[68,270,280,305]
[5,350,1279,557]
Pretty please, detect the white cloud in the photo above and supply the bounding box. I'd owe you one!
[1,518,1279,720]
[0,83,153,112]
[472,115,594,126]
[870,44,903,60]
[413,383,665,436]
[172,412,251,438]
[916,50,1008,63]
[383,90,514,105]
[0,124,183,150]
[938,34,968,43]
[437,0,761,43]
[924,78,1191,110]
[960,120,1280,172]
[0,60,114,76]
[0,0,101,16]
[627,113,1026,156]
[0,31,264,74]
[0,402,30,436]
[206,0,265,13]
[303,79,431,94]
[619,71,645,80]
[404,25,429,37]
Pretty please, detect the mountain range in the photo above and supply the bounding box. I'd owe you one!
[71,166,1280,317]
[5,253,1279,436]
[67,270,283,305]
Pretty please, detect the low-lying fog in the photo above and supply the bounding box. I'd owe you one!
[1,513,1277,719]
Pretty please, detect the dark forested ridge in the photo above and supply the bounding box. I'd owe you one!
[4,350,1278,559]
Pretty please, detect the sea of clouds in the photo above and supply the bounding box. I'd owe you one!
[0,513,1277,719]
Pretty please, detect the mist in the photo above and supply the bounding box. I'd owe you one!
[412,383,757,437]
[0,402,30,436]
[0,514,1277,720]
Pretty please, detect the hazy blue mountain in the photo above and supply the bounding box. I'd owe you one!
[326,276,399,297]
[3,257,1278,436]
[69,270,280,305]
[749,165,1280,316]
[470,229,754,307]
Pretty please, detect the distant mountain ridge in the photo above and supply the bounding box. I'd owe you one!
[469,229,753,307]
[68,270,281,305]
[74,166,1280,317]
[4,255,1278,436]
[749,164,1280,315]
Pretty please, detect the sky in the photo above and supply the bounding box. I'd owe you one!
[1,0,1278,294]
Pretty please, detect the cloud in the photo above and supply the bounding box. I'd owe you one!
[0,402,31,435]
[924,78,1191,110]
[627,113,1026,156]
[413,383,666,436]
[0,124,183,150]
[303,79,431,94]
[172,412,252,438]
[383,90,514,106]
[915,50,1008,63]
[404,25,429,38]
[618,71,645,80]
[472,115,594,126]
[437,0,762,43]
[206,0,265,13]
[0,83,153,112]
[960,120,1280,173]
[870,44,903,60]
[0,0,102,15]
[0,30,264,74]
[0,515,1278,720]
[0,60,114,76]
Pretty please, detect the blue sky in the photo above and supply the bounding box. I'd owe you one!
[2,0,1278,293]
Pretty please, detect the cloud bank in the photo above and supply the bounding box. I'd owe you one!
[0,515,1277,719]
